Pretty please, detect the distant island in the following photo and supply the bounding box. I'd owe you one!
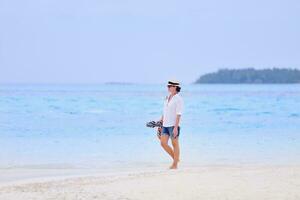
[195,68,300,84]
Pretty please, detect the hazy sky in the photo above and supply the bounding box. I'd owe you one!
[0,0,299,84]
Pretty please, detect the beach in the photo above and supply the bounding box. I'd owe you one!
[0,165,300,200]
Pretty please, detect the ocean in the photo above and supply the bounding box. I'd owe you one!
[0,84,299,169]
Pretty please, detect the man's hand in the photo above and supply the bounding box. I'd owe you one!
[173,127,178,138]
[157,127,162,140]
[158,127,162,133]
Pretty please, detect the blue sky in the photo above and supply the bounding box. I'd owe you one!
[0,0,299,84]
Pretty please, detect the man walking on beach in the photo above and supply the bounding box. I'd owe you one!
[159,80,184,169]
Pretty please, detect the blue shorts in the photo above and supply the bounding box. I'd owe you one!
[161,126,180,139]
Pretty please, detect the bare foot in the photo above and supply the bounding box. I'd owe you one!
[169,162,178,169]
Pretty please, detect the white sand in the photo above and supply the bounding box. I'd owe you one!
[0,165,299,200]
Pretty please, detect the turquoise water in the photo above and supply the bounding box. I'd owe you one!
[0,84,299,168]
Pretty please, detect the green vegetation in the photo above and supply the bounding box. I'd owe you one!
[195,68,300,84]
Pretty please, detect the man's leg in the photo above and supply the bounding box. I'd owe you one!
[170,137,180,169]
[160,135,174,160]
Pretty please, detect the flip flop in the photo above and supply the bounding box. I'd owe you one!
[146,121,162,128]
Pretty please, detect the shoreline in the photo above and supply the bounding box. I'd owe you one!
[0,163,296,182]
[1,163,299,184]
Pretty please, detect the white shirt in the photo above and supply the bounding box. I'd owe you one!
[163,94,184,127]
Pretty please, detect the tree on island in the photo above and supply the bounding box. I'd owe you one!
[195,68,300,84]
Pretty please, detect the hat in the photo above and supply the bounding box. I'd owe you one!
[167,80,181,88]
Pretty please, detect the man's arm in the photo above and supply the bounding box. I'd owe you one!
[160,115,163,122]
[173,97,183,137]
[174,114,181,129]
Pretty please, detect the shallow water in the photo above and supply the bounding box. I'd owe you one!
[0,84,299,168]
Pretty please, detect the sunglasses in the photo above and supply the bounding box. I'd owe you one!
[167,85,176,88]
